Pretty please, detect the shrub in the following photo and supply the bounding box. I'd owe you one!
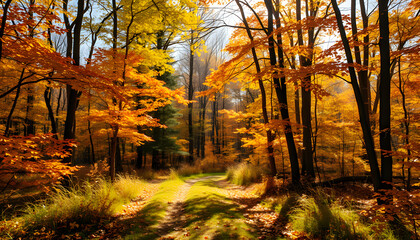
[168,168,181,180]
[226,163,265,186]
[113,174,146,201]
[289,194,397,240]
[18,175,144,233]
[135,169,156,180]
[291,196,360,239]
[176,164,203,176]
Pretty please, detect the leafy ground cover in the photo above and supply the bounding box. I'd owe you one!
[1,171,417,239]
[0,175,160,239]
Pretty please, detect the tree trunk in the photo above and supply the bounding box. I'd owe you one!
[5,69,25,136]
[211,96,216,152]
[44,86,57,137]
[63,0,85,163]
[378,0,392,189]
[236,0,277,176]
[152,149,159,170]
[116,137,123,173]
[296,0,315,178]
[136,146,143,169]
[87,95,95,163]
[0,0,12,59]
[200,103,206,158]
[352,0,370,116]
[331,0,381,191]
[110,127,118,181]
[188,35,194,165]
[265,0,300,183]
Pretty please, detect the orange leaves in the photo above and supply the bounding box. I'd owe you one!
[83,47,186,146]
[0,134,78,190]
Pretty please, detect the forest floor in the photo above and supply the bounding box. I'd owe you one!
[4,172,413,239]
[95,173,289,240]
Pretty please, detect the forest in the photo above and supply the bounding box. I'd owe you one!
[0,0,419,238]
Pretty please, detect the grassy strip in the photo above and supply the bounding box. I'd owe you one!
[181,172,225,180]
[1,175,147,239]
[179,176,255,239]
[123,177,185,240]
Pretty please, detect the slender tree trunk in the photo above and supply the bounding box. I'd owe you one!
[188,33,194,164]
[116,138,123,172]
[0,0,12,59]
[109,0,119,181]
[236,0,276,176]
[197,101,202,158]
[289,28,303,172]
[44,86,57,137]
[265,0,300,183]
[352,0,370,116]
[397,58,411,190]
[331,0,381,191]
[63,0,85,163]
[296,0,315,178]
[200,102,206,158]
[5,69,25,136]
[110,127,118,181]
[24,86,35,136]
[378,0,392,189]
[136,146,143,169]
[215,99,220,154]
[87,94,95,163]
[211,96,216,152]
[152,149,159,170]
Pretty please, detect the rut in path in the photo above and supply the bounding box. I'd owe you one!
[155,176,218,237]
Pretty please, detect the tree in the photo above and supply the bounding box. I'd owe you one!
[378,0,392,190]
[330,0,382,191]
[235,0,277,176]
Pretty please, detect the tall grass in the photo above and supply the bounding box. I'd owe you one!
[174,158,226,177]
[226,163,265,186]
[18,175,145,233]
[290,195,397,240]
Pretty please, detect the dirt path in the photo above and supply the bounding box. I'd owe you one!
[215,179,286,239]
[155,175,219,237]
[108,175,283,240]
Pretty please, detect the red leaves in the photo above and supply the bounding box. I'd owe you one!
[0,134,78,190]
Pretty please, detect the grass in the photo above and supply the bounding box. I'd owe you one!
[126,174,255,240]
[135,169,157,180]
[174,159,227,177]
[263,191,398,240]
[2,175,146,239]
[179,176,255,239]
[290,196,367,239]
[181,172,225,180]
[226,162,265,186]
[123,178,185,240]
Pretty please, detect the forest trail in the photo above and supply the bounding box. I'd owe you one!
[116,174,285,240]
[155,175,218,236]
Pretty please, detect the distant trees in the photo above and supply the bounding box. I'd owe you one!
[0,0,198,183]
[0,0,418,195]
[201,0,419,192]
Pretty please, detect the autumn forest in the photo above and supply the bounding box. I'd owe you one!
[0,0,419,238]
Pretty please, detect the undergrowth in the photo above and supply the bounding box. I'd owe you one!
[226,162,265,186]
[263,190,398,240]
[3,175,145,238]
[174,158,226,177]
